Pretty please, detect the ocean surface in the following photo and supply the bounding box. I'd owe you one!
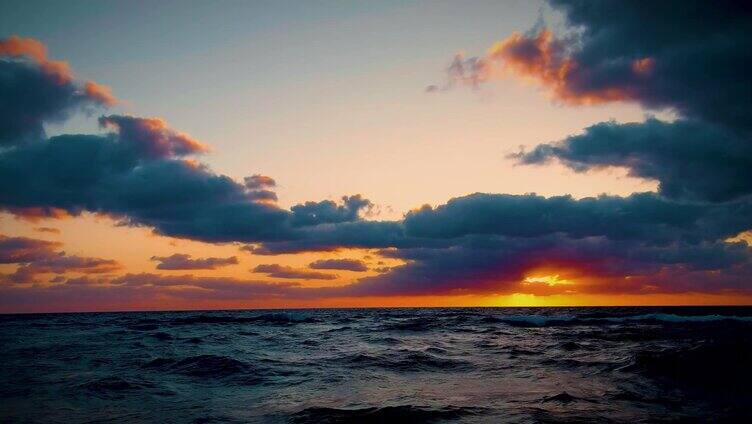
[1,307,752,423]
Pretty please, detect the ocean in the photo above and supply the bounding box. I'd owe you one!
[1,307,751,423]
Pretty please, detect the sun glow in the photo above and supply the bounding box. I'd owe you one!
[522,274,573,286]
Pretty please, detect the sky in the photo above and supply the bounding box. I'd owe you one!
[1,0,751,312]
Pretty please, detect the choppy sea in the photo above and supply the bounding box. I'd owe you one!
[2,307,751,423]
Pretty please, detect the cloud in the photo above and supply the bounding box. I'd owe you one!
[341,235,752,297]
[3,207,73,222]
[0,234,121,284]
[150,253,239,270]
[0,124,293,242]
[290,195,373,227]
[512,117,752,202]
[0,273,315,313]
[485,28,633,105]
[433,1,752,133]
[99,115,210,158]
[242,175,278,204]
[250,220,417,255]
[9,254,121,284]
[428,53,492,91]
[252,264,337,280]
[250,190,752,297]
[247,189,278,203]
[0,36,48,63]
[0,38,372,245]
[244,174,276,189]
[0,234,61,263]
[34,227,61,234]
[2,23,752,311]
[4,231,750,308]
[403,192,752,245]
[543,0,752,132]
[309,258,369,272]
[84,81,117,107]
[487,3,752,209]
[0,36,116,145]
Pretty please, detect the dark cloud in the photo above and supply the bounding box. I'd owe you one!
[436,1,752,134]
[309,258,369,272]
[290,195,373,227]
[250,220,421,255]
[0,37,294,245]
[421,0,752,298]
[252,264,337,280]
[403,192,752,245]
[496,1,752,205]
[545,0,752,132]
[513,118,752,202]
[251,189,752,297]
[0,36,115,146]
[150,253,239,270]
[0,126,293,242]
[343,235,752,297]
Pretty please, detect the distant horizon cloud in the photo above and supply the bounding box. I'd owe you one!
[150,253,239,270]
[0,234,122,284]
[309,258,369,272]
[252,264,337,280]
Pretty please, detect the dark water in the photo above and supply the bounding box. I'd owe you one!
[2,307,752,423]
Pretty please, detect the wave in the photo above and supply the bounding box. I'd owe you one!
[80,377,154,397]
[508,347,541,356]
[171,312,317,325]
[325,326,352,333]
[290,405,484,423]
[143,355,257,380]
[342,350,471,372]
[378,317,441,332]
[559,341,590,351]
[149,332,173,341]
[128,323,160,331]
[495,313,752,327]
[621,340,752,389]
[540,392,590,404]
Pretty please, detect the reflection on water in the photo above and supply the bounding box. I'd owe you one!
[1,307,751,422]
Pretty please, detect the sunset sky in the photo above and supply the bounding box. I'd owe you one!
[1,0,751,312]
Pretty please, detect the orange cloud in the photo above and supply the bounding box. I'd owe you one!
[99,115,211,156]
[1,35,117,102]
[435,29,657,106]
[84,81,118,106]
[0,35,73,84]
[6,207,75,222]
[0,35,47,62]
[488,30,632,105]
